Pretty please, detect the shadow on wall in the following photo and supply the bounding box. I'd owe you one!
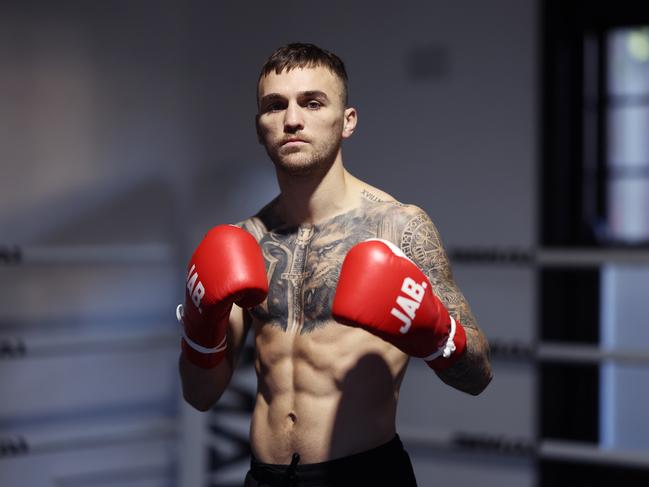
[2,176,177,246]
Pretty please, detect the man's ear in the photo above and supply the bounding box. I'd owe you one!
[342,107,357,138]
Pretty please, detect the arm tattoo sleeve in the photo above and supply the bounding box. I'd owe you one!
[401,210,492,395]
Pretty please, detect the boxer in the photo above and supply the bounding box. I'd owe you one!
[177,43,492,486]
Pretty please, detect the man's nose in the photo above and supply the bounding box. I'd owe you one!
[283,102,304,133]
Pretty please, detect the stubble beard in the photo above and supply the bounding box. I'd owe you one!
[267,136,342,178]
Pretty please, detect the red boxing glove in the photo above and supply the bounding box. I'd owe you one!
[332,239,466,370]
[177,225,268,368]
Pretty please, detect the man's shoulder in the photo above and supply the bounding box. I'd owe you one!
[233,197,281,240]
[358,185,429,223]
[354,185,437,248]
[235,216,266,241]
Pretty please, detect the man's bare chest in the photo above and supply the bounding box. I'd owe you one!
[250,222,378,334]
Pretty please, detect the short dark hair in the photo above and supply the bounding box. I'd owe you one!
[258,43,349,105]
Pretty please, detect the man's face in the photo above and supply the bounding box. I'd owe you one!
[256,66,354,176]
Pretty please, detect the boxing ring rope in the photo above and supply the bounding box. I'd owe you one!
[450,247,649,267]
[0,416,176,459]
[399,428,649,469]
[0,244,173,266]
[0,330,178,359]
[3,333,649,365]
[3,243,649,267]
[489,340,649,365]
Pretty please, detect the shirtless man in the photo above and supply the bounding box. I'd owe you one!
[177,43,492,486]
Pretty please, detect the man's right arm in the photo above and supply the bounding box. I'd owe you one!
[176,225,267,411]
[179,303,250,411]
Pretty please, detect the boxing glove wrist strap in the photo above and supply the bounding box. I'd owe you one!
[422,316,457,362]
[176,304,228,355]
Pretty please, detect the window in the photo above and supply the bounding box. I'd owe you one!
[541,2,649,484]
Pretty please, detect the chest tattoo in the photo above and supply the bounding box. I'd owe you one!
[249,204,406,334]
[276,225,314,334]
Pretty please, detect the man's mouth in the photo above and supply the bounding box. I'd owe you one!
[282,137,306,146]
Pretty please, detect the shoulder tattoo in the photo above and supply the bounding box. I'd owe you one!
[400,211,477,329]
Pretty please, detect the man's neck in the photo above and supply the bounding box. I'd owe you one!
[275,157,358,226]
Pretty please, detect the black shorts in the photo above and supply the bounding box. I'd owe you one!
[243,434,418,487]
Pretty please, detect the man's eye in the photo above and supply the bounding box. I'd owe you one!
[264,103,284,112]
[306,100,321,109]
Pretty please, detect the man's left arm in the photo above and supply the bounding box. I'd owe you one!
[401,210,492,395]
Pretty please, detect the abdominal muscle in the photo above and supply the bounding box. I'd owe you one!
[249,318,409,464]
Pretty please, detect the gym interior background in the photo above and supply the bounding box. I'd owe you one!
[1,1,648,485]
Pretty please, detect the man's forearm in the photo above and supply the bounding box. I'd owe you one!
[179,352,233,411]
[435,327,492,395]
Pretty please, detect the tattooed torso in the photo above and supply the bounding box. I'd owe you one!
[237,188,490,464]
[246,201,407,334]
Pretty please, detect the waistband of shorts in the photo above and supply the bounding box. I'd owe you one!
[250,433,405,473]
